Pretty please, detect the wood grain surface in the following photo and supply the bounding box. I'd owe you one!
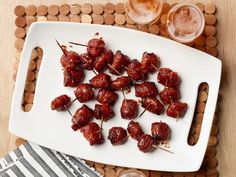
[0,0,235,176]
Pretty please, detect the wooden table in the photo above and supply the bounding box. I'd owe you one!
[0,0,235,176]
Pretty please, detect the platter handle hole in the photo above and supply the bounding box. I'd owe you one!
[187,82,209,146]
[21,47,43,112]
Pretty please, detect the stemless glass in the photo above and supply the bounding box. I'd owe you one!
[116,169,146,177]
[125,0,163,25]
[166,3,205,43]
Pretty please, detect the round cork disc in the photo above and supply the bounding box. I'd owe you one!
[92,14,104,24]
[104,14,115,25]
[70,4,81,15]
[104,3,115,14]
[59,4,70,15]
[205,25,216,36]
[70,15,81,22]
[58,15,70,22]
[15,27,26,39]
[205,3,216,14]
[196,3,205,12]
[81,4,92,14]
[81,14,92,23]
[15,39,25,50]
[37,16,48,22]
[47,15,58,22]
[115,3,125,14]
[15,16,26,28]
[25,5,37,16]
[25,16,37,26]
[149,25,160,34]
[115,14,126,25]
[14,5,25,16]
[162,3,171,14]
[93,4,104,15]
[206,36,217,47]
[48,5,59,16]
[205,14,217,25]
[37,5,48,16]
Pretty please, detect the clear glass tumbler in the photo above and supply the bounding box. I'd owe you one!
[166,3,205,43]
[125,0,163,25]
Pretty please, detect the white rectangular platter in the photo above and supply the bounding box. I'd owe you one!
[9,22,222,172]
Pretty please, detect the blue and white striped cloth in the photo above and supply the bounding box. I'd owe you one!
[0,142,103,177]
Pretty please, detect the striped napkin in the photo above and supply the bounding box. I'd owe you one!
[0,142,103,177]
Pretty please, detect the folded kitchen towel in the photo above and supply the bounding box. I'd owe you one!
[0,142,103,177]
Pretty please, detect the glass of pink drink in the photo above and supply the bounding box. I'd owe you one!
[125,0,163,25]
[167,3,205,43]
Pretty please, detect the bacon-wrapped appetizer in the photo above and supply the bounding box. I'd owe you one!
[94,50,113,73]
[89,73,111,89]
[159,87,180,104]
[166,101,188,118]
[94,104,114,121]
[108,127,128,145]
[63,69,84,87]
[126,59,145,82]
[137,134,154,153]
[120,99,138,119]
[135,82,158,98]
[127,121,144,141]
[87,38,105,57]
[141,52,160,74]
[151,122,170,142]
[97,89,118,105]
[142,97,164,115]
[51,94,71,111]
[79,53,94,70]
[111,76,131,91]
[157,68,180,88]
[74,83,94,103]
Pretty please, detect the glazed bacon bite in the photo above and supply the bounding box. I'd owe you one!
[142,97,164,115]
[157,68,180,88]
[151,122,170,142]
[89,73,111,89]
[94,104,114,121]
[87,38,105,57]
[80,122,104,145]
[135,82,158,98]
[79,53,94,70]
[97,88,118,105]
[127,121,144,141]
[108,127,128,145]
[141,52,160,74]
[109,50,130,75]
[74,83,94,103]
[138,134,154,153]
[51,94,71,111]
[72,105,94,128]
[94,50,113,73]
[63,69,84,87]
[159,87,180,104]
[111,76,131,90]
[60,51,81,70]
[126,59,145,82]
[166,101,188,118]
[120,99,138,119]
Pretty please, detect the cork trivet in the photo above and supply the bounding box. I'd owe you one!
[15,27,26,39]
[104,3,115,14]
[97,168,105,176]
[92,14,104,24]
[59,4,70,15]
[14,3,220,177]
[25,16,37,26]
[70,15,81,22]
[115,14,126,25]
[14,5,25,16]
[205,25,216,36]
[25,5,37,16]
[93,4,104,15]
[205,3,216,14]
[104,14,115,25]
[15,16,26,28]
[115,3,125,14]
[206,36,217,47]
[37,5,48,16]
[205,14,217,25]
[70,4,81,15]
[48,5,59,16]
[81,4,92,14]
[81,14,92,23]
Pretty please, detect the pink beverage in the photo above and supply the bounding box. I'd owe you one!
[125,0,163,25]
[167,3,205,43]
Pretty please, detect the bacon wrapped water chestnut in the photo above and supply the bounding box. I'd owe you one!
[97,88,118,105]
[94,104,114,121]
[108,127,128,145]
[157,68,180,88]
[137,134,154,153]
[142,97,164,115]
[126,59,145,82]
[120,99,138,119]
[87,38,105,57]
[111,76,131,91]
[127,121,144,141]
[166,101,188,118]
[63,69,85,87]
[74,83,94,103]
[72,105,94,129]
[151,122,170,142]
[135,82,158,98]
[159,87,180,105]
[94,50,113,73]
[141,52,160,74]
[80,122,104,145]
[109,50,130,75]
[79,53,94,70]
[51,94,71,111]
[60,51,81,70]
[89,73,111,89]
